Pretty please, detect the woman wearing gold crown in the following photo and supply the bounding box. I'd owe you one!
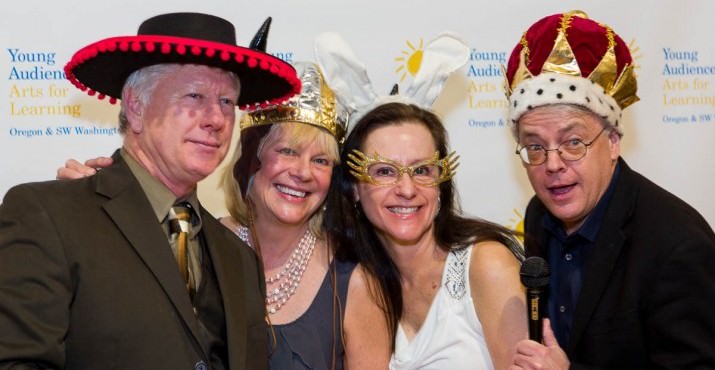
[57,60,391,369]
[219,61,390,369]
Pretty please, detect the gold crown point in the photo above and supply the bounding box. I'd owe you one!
[240,63,347,141]
[507,11,638,110]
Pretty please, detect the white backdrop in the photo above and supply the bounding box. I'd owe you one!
[2,0,714,231]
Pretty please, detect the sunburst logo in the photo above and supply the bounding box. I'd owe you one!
[394,38,424,82]
[506,208,525,242]
[629,38,642,71]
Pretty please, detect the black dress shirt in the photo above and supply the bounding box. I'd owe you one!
[543,163,620,348]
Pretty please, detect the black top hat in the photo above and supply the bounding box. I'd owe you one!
[64,12,300,109]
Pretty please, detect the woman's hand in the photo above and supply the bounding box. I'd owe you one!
[56,157,113,179]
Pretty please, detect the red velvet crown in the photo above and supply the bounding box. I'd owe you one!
[505,10,638,111]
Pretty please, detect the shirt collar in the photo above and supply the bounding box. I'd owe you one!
[543,161,621,243]
[120,148,201,227]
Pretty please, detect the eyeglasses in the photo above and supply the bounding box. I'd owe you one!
[515,127,609,166]
[346,149,459,187]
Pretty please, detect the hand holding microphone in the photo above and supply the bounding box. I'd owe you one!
[519,256,550,342]
[512,257,570,369]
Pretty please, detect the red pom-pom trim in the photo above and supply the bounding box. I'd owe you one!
[64,35,302,107]
[73,52,84,64]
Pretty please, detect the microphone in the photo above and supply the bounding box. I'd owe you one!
[520,256,550,342]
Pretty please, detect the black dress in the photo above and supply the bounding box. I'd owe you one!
[268,258,355,370]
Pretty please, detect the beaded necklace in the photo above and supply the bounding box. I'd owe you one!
[236,225,316,314]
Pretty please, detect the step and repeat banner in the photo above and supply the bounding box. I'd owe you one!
[2,0,714,230]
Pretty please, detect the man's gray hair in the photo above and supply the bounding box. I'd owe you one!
[513,103,623,141]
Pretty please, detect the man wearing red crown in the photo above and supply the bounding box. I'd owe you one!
[505,11,715,369]
[0,13,299,369]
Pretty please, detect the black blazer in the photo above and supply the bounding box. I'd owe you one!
[0,152,268,370]
[524,158,715,369]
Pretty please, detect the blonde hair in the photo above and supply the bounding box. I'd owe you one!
[221,122,340,238]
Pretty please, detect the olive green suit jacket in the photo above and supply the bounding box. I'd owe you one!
[0,152,268,370]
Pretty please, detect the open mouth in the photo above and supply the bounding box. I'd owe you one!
[276,184,308,198]
[548,183,575,195]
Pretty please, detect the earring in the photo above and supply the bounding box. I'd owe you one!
[354,201,362,217]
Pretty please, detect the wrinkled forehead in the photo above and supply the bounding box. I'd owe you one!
[185,65,240,92]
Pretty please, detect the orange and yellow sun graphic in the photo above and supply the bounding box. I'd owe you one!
[506,208,525,242]
[394,38,424,82]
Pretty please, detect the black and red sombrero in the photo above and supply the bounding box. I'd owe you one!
[64,12,300,110]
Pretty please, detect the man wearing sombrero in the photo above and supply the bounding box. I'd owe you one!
[0,12,299,369]
[505,11,715,369]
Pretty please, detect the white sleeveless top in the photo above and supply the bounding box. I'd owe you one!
[390,246,494,370]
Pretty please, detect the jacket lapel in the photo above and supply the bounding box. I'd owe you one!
[200,212,249,367]
[95,152,206,348]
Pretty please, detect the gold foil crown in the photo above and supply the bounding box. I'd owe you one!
[504,10,639,110]
[240,62,348,141]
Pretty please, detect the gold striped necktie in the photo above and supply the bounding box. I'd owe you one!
[168,203,194,297]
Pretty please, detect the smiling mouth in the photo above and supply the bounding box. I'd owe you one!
[276,184,307,198]
[387,206,420,215]
[189,139,220,149]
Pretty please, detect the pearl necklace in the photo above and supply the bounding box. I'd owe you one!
[236,226,316,314]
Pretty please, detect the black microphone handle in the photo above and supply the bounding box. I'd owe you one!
[526,287,543,342]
